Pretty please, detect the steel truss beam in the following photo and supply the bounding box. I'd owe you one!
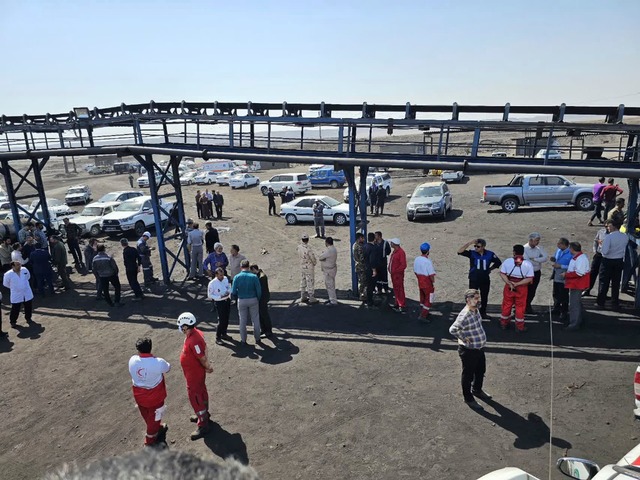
[131,154,189,284]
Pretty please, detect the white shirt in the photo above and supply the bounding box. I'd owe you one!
[11,250,27,265]
[567,254,590,276]
[500,257,534,279]
[522,243,548,272]
[128,355,171,389]
[413,256,435,276]
[3,267,34,303]
[208,277,231,301]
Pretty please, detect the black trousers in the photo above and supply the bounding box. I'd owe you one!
[125,267,143,298]
[268,201,277,215]
[215,299,230,338]
[196,203,203,218]
[588,253,602,292]
[590,200,603,222]
[375,201,385,215]
[67,239,83,267]
[526,270,542,309]
[258,299,273,335]
[365,269,375,305]
[215,205,223,219]
[100,274,121,305]
[10,300,33,324]
[597,257,624,305]
[552,282,569,314]
[458,345,486,402]
[469,276,490,318]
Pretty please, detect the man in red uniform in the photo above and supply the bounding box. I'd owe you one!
[128,337,171,447]
[388,238,407,313]
[601,177,624,220]
[413,242,436,322]
[499,244,534,332]
[178,312,214,440]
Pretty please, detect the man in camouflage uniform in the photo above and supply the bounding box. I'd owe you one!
[297,233,319,304]
[352,232,367,301]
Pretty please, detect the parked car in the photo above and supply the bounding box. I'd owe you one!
[260,173,312,195]
[309,166,346,189]
[68,201,120,236]
[137,172,172,188]
[406,182,453,221]
[180,171,198,186]
[195,171,218,185]
[65,185,92,205]
[343,172,392,202]
[280,195,350,226]
[101,195,172,237]
[89,165,113,175]
[441,170,464,183]
[0,202,30,221]
[30,198,71,216]
[215,170,235,186]
[479,440,640,480]
[535,149,563,160]
[491,151,508,158]
[113,162,138,174]
[98,190,144,204]
[229,173,260,189]
[482,174,593,213]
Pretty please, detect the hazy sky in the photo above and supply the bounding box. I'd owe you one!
[2,0,639,116]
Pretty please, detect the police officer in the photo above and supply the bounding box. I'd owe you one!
[297,234,318,304]
[457,239,502,320]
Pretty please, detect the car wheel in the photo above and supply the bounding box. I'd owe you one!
[244,182,248,189]
[333,213,347,226]
[261,186,268,195]
[576,193,593,211]
[285,213,298,225]
[330,180,339,189]
[407,214,415,222]
[501,197,519,213]
[90,225,101,236]
[134,221,145,237]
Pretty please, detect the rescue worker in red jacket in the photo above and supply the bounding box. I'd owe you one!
[178,312,214,441]
[561,241,590,331]
[413,242,436,322]
[128,337,171,447]
[388,238,407,313]
[499,244,534,332]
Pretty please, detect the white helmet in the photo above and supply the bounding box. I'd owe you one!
[177,312,197,330]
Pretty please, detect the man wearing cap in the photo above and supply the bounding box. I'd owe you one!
[388,238,407,313]
[231,260,262,344]
[318,236,338,305]
[3,260,34,327]
[298,234,319,304]
[129,337,170,446]
[137,232,157,287]
[187,222,204,280]
[457,239,502,320]
[414,242,436,321]
[121,238,144,300]
[177,312,213,440]
[50,236,72,291]
[499,245,534,332]
[523,232,548,314]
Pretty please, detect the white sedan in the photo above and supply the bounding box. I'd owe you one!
[215,170,235,186]
[229,173,260,189]
[180,171,198,185]
[30,198,71,216]
[280,195,350,226]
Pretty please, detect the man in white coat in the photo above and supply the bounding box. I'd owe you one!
[319,236,338,305]
[3,260,34,327]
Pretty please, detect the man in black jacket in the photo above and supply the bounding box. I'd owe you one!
[375,187,387,216]
[250,264,273,338]
[92,244,123,307]
[204,222,220,254]
[267,188,277,216]
[213,191,224,220]
[121,238,143,300]
[63,217,86,272]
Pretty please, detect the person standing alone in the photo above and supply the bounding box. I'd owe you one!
[128,337,170,447]
[449,289,491,411]
[313,199,325,239]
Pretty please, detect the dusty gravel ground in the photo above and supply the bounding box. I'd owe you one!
[0,160,638,480]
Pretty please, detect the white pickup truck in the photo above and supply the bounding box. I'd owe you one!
[100,195,172,237]
[479,442,640,480]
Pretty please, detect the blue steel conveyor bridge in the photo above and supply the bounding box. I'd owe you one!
[1,101,639,306]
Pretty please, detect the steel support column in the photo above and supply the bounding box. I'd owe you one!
[343,165,358,297]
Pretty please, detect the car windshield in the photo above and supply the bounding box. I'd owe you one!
[81,207,103,216]
[414,186,442,197]
[67,188,85,194]
[115,201,143,212]
[321,197,341,207]
[99,193,121,202]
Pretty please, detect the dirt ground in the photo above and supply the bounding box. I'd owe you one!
[0,161,639,480]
